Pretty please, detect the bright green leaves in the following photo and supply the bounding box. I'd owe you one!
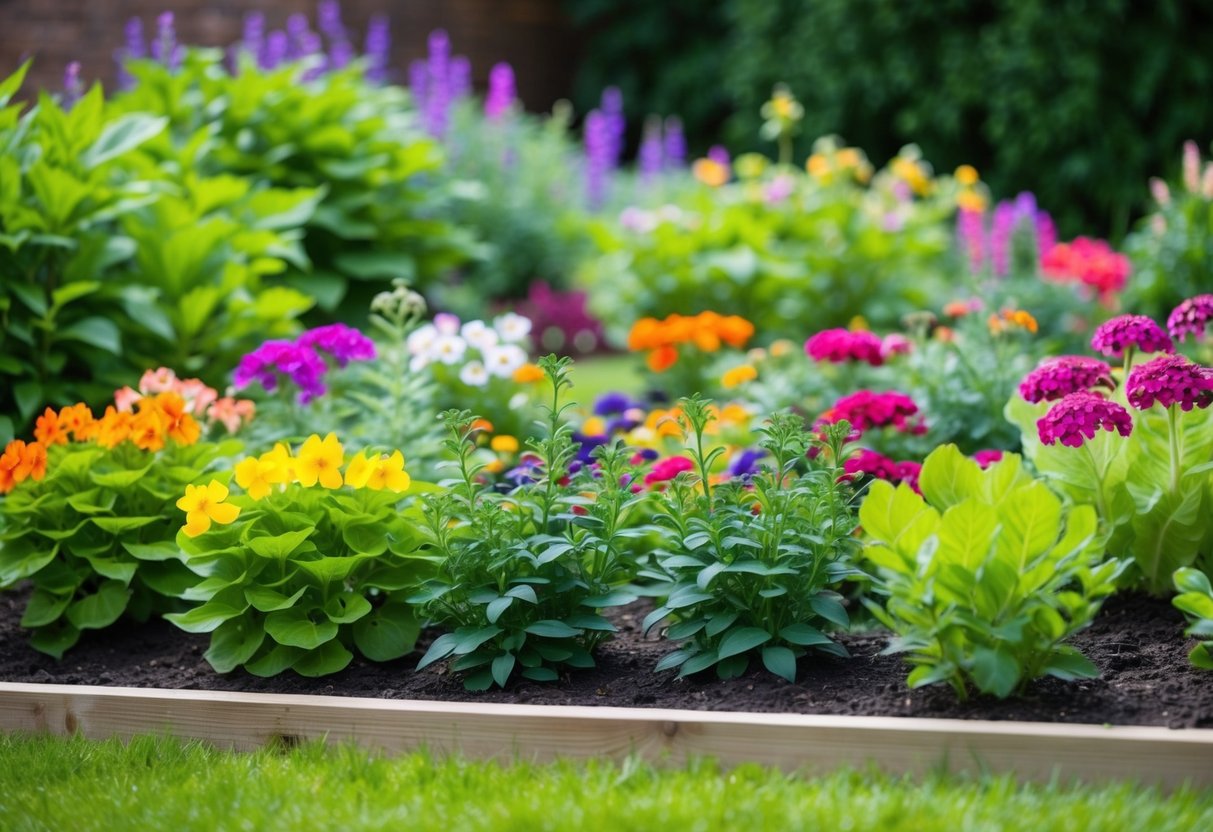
[1173,568,1213,670]
[861,444,1120,700]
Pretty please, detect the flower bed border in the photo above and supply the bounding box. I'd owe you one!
[1,682,1211,788]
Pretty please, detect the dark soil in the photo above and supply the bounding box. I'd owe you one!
[1,589,1210,728]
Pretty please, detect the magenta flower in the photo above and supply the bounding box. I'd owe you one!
[805,328,885,366]
[1037,392,1133,448]
[644,456,694,486]
[1167,295,1213,343]
[841,451,921,493]
[484,62,516,121]
[1124,355,1213,412]
[234,341,328,404]
[817,390,924,435]
[1018,356,1115,403]
[1089,315,1173,359]
[972,449,1004,469]
[297,323,376,367]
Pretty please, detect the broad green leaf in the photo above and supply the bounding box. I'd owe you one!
[293,639,354,677]
[324,591,372,624]
[352,603,419,661]
[81,114,167,169]
[245,644,303,677]
[918,444,982,509]
[20,589,71,628]
[717,626,771,659]
[29,619,81,659]
[491,652,516,687]
[245,586,308,613]
[1042,647,1099,681]
[935,499,999,573]
[778,622,832,646]
[761,645,797,683]
[164,589,249,633]
[64,580,130,630]
[264,607,339,649]
[91,516,163,534]
[204,615,266,673]
[525,620,580,638]
[56,316,121,354]
[970,645,1021,698]
[247,528,315,560]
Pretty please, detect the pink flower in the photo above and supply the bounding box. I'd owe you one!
[841,450,921,493]
[1090,315,1174,359]
[817,390,924,435]
[206,397,256,434]
[880,333,913,359]
[1041,237,1130,300]
[972,449,1004,469]
[1167,295,1213,343]
[895,460,922,493]
[1018,356,1115,403]
[1124,355,1213,412]
[1037,392,1133,448]
[644,455,694,486]
[805,329,885,366]
[114,386,141,413]
[139,367,178,394]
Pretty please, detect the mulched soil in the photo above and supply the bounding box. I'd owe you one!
[1,588,1210,728]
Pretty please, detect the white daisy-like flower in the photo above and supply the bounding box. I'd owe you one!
[461,319,500,352]
[484,344,528,378]
[494,312,532,343]
[432,335,468,365]
[459,360,490,387]
[406,324,438,357]
[434,312,462,335]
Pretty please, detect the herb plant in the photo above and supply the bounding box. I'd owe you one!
[1172,568,1213,670]
[167,433,433,677]
[860,445,1124,699]
[641,398,861,682]
[412,357,645,690]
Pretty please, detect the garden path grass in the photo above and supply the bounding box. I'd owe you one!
[1,732,1211,831]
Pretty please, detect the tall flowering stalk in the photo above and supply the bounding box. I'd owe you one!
[663,116,686,170]
[484,62,516,121]
[364,15,391,83]
[638,115,664,184]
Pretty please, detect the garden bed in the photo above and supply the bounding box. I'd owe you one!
[2,590,1209,729]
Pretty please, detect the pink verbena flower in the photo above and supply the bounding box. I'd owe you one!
[1040,237,1130,300]
[805,328,885,366]
[1167,295,1213,343]
[1124,355,1213,412]
[1037,392,1133,447]
[817,390,924,435]
[841,450,921,493]
[1089,315,1174,359]
[297,323,377,367]
[644,455,694,486]
[1018,356,1115,403]
[972,449,1004,469]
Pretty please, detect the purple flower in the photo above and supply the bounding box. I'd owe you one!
[261,31,289,71]
[241,12,265,64]
[573,432,608,464]
[600,87,625,169]
[663,116,686,169]
[727,448,765,479]
[63,62,83,108]
[584,109,613,209]
[151,12,183,71]
[1037,392,1133,448]
[408,59,428,103]
[1018,356,1115,403]
[364,15,391,84]
[1124,355,1213,412]
[593,392,637,416]
[485,62,516,121]
[450,55,471,100]
[1090,315,1174,359]
[1167,295,1213,343]
[1035,211,1057,256]
[638,115,663,183]
[115,17,145,89]
[990,200,1016,277]
[317,1,345,41]
[297,323,377,367]
[234,341,329,404]
[707,145,730,168]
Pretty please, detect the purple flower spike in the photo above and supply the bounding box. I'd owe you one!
[1037,392,1133,448]
[364,15,391,84]
[241,12,265,59]
[1019,356,1115,403]
[485,62,516,121]
[600,87,625,169]
[450,55,471,100]
[151,12,182,71]
[261,31,289,71]
[63,62,83,108]
[639,115,663,183]
[317,1,345,40]
[1125,355,1213,412]
[584,109,613,209]
[956,208,986,274]
[1167,295,1213,343]
[663,116,686,169]
[1090,315,1174,359]
[115,17,144,89]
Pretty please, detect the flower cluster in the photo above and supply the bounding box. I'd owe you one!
[1041,237,1131,300]
[406,312,537,386]
[1089,315,1174,360]
[987,309,1039,336]
[1036,392,1133,448]
[1124,355,1213,412]
[806,145,872,185]
[956,191,1056,277]
[235,323,376,404]
[1167,294,1213,343]
[627,312,755,373]
[842,449,921,493]
[0,439,47,494]
[804,328,885,366]
[115,368,254,434]
[816,390,925,436]
[1018,357,1115,403]
[692,146,731,188]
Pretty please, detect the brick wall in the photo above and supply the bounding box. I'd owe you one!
[0,0,582,110]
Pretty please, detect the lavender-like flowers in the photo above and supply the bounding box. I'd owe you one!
[1037,392,1133,448]
[151,12,183,71]
[638,115,664,183]
[234,324,376,404]
[663,116,686,170]
[364,15,391,84]
[62,62,83,108]
[484,62,516,121]
[115,17,146,90]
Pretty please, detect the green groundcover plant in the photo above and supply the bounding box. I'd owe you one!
[641,399,861,682]
[860,445,1123,699]
[166,433,435,677]
[1173,568,1213,670]
[411,357,646,689]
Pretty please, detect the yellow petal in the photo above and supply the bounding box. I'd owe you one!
[234,458,260,491]
[384,470,411,493]
[204,480,230,503]
[294,463,319,488]
[206,501,241,525]
[183,511,211,538]
[344,453,372,488]
[319,467,344,490]
[247,479,271,501]
[175,485,200,513]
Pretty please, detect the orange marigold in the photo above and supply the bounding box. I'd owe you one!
[512,363,545,383]
[34,407,68,446]
[646,344,679,373]
[95,406,133,449]
[129,407,166,452]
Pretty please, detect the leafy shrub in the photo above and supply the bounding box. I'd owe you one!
[1173,567,1213,670]
[167,433,432,676]
[412,358,645,689]
[641,400,860,682]
[0,394,239,657]
[860,445,1123,699]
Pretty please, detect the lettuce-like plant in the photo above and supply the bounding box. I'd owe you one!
[412,357,644,690]
[641,399,861,682]
[1173,567,1213,670]
[165,433,434,677]
[860,445,1124,699]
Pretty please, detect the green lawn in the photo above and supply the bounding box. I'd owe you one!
[1,732,1210,831]
[568,353,644,402]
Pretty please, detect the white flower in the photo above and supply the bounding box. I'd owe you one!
[432,335,468,365]
[461,319,500,352]
[434,312,462,335]
[459,360,490,387]
[494,312,532,343]
[484,344,528,378]
[406,324,437,357]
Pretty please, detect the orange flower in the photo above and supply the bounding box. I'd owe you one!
[129,407,166,452]
[989,309,1038,336]
[692,158,729,187]
[646,344,678,373]
[943,300,974,318]
[1,441,28,494]
[57,403,96,441]
[718,316,755,349]
[23,441,47,482]
[512,363,545,384]
[627,318,662,351]
[34,408,68,446]
[721,365,758,389]
[469,418,494,434]
[95,406,133,449]
[151,392,201,446]
[692,328,721,353]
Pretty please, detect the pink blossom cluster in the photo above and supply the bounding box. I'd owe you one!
[1036,392,1133,448]
[1018,356,1114,403]
[805,329,885,366]
[644,455,694,487]
[817,390,925,436]
[115,368,254,434]
[1089,315,1174,359]
[1167,294,1213,343]
[1124,355,1213,412]
[842,449,922,493]
[1040,237,1130,300]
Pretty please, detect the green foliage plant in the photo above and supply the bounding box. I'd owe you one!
[860,445,1124,700]
[1172,567,1213,670]
[412,356,645,690]
[641,398,861,682]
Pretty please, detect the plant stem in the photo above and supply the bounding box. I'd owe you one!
[1168,406,1183,493]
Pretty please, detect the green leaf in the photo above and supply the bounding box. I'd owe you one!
[486,596,514,624]
[779,623,832,646]
[89,466,153,488]
[654,649,692,673]
[452,626,503,655]
[341,522,389,556]
[717,627,771,659]
[1043,648,1099,682]
[20,589,71,628]
[164,589,249,634]
[809,594,849,628]
[80,114,167,169]
[90,516,162,534]
[264,607,339,649]
[918,444,982,510]
[29,620,81,660]
[525,620,581,638]
[293,639,354,677]
[245,644,303,677]
[204,615,266,674]
[761,645,797,683]
[352,603,419,662]
[56,316,121,354]
[247,528,315,560]
[297,554,372,583]
[64,580,130,630]
[121,541,181,562]
[677,650,720,677]
[491,652,517,687]
[970,645,1021,698]
[324,592,372,624]
[520,666,559,682]
[245,586,308,613]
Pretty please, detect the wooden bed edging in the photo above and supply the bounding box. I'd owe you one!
[1,682,1210,788]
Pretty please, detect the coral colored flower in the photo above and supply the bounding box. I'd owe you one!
[721,365,758,388]
[1037,392,1133,448]
[805,328,885,366]
[1167,295,1213,343]
[1124,355,1213,412]
[114,386,141,413]
[988,309,1038,335]
[644,455,694,486]
[647,344,678,373]
[513,363,545,383]
[234,456,276,500]
[1090,315,1174,359]
[692,156,729,187]
[972,449,1004,469]
[177,480,241,538]
[943,299,982,318]
[490,435,520,454]
[1041,237,1130,299]
[207,397,255,434]
[295,433,345,488]
[817,390,924,435]
[34,408,68,446]
[1018,356,1115,403]
[0,440,40,492]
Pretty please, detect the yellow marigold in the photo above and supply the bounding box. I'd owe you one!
[580,417,607,438]
[490,435,520,454]
[692,158,729,187]
[721,365,758,389]
[954,164,980,186]
[836,148,862,169]
[646,408,684,438]
[177,480,241,538]
[513,363,545,384]
[806,154,831,178]
[295,433,345,489]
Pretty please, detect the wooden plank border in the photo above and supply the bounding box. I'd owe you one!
[1,682,1211,788]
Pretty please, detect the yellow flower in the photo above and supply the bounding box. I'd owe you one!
[769,339,795,358]
[366,450,411,493]
[177,480,241,538]
[344,452,374,489]
[580,417,607,438]
[234,456,276,500]
[954,164,979,186]
[957,190,987,212]
[260,443,296,484]
[692,158,729,187]
[836,148,862,169]
[295,433,345,489]
[490,435,520,454]
[806,154,831,179]
[721,365,758,389]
